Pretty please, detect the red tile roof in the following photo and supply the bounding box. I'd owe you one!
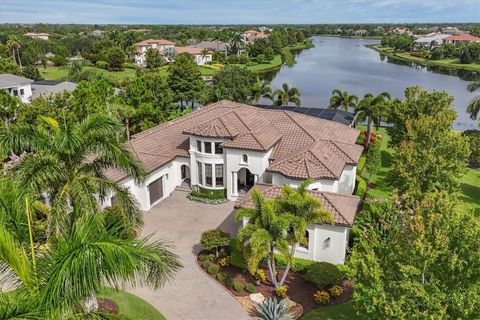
[234,183,360,227]
[106,101,362,182]
[445,34,480,41]
[134,39,175,46]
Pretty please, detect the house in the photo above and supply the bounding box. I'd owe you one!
[354,29,367,36]
[31,80,77,99]
[441,26,466,35]
[391,27,412,35]
[235,184,359,264]
[414,33,450,49]
[0,74,33,103]
[91,30,105,37]
[176,47,213,65]
[133,39,176,66]
[188,40,228,54]
[443,34,480,45]
[104,101,362,262]
[243,29,268,42]
[24,32,50,40]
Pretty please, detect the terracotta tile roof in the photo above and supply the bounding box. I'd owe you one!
[176,47,205,55]
[106,100,361,182]
[445,34,480,41]
[134,39,175,46]
[234,184,360,227]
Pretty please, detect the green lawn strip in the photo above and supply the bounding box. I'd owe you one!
[99,288,166,320]
[460,168,480,214]
[301,301,358,320]
[40,66,137,81]
[367,44,480,72]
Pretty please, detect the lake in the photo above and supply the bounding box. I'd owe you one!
[262,36,479,131]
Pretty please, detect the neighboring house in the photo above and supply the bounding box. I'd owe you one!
[188,40,228,54]
[24,32,50,40]
[176,47,213,65]
[134,39,176,66]
[0,74,33,103]
[235,184,359,264]
[443,34,480,45]
[31,80,77,99]
[91,30,105,37]
[414,33,450,49]
[243,29,268,42]
[354,29,367,36]
[441,26,466,35]
[104,100,362,264]
[391,27,412,35]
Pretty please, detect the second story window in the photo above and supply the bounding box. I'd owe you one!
[197,140,202,152]
[205,142,212,154]
[241,154,248,164]
[215,142,222,154]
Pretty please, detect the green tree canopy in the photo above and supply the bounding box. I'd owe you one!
[167,53,204,108]
[210,65,256,104]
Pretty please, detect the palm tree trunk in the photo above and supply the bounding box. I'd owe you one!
[125,118,130,141]
[278,244,297,286]
[17,48,22,68]
[365,117,373,149]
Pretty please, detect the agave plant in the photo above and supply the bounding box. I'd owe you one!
[255,297,293,320]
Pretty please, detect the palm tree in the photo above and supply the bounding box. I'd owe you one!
[6,36,21,67]
[235,189,290,288]
[355,92,391,149]
[0,115,146,237]
[0,212,181,318]
[328,89,358,111]
[273,83,301,107]
[250,77,273,103]
[227,31,245,57]
[274,179,333,285]
[467,81,480,125]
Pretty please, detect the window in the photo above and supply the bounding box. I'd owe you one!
[148,176,164,205]
[13,90,18,96]
[197,140,202,152]
[205,142,212,154]
[215,164,223,187]
[20,89,24,95]
[241,154,248,164]
[299,230,309,250]
[215,142,222,154]
[323,237,331,249]
[205,164,212,186]
[197,161,203,185]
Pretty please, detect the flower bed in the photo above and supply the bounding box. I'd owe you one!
[197,249,352,313]
[186,193,228,205]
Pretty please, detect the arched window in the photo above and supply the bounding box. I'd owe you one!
[241,154,248,164]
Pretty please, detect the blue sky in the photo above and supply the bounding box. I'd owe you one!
[1,0,479,24]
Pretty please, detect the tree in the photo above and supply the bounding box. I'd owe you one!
[51,54,67,66]
[463,130,480,167]
[350,193,480,319]
[167,53,204,108]
[200,228,230,257]
[274,180,333,285]
[6,36,21,67]
[211,65,256,104]
[273,83,301,107]
[235,189,290,288]
[0,89,22,126]
[145,48,165,69]
[354,92,391,149]
[390,111,470,202]
[249,77,272,103]
[328,89,358,111]
[387,87,455,147]
[466,80,480,126]
[0,212,181,317]
[0,115,146,237]
[104,46,125,71]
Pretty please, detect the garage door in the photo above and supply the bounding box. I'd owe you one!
[149,176,164,205]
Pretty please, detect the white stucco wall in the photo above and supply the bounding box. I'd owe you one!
[338,165,356,194]
[5,84,33,103]
[189,136,226,190]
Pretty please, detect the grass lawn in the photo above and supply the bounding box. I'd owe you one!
[99,288,166,320]
[40,66,137,81]
[301,301,357,320]
[368,44,480,72]
[460,168,480,214]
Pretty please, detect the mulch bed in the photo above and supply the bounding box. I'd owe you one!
[98,298,119,314]
[197,250,352,313]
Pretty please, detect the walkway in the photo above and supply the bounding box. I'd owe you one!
[127,191,249,320]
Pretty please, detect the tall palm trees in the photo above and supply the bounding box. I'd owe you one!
[6,36,22,67]
[273,83,301,107]
[467,81,480,126]
[355,92,391,148]
[0,115,146,237]
[250,77,273,103]
[328,89,359,111]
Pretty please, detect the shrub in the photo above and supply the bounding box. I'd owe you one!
[254,269,266,282]
[96,60,108,69]
[104,47,125,71]
[219,257,230,267]
[198,254,209,262]
[200,228,230,257]
[233,281,244,292]
[304,262,343,289]
[245,283,257,293]
[225,277,235,287]
[313,290,330,304]
[355,176,367,199]
[364,140,382,178]
[190,186,226,200]
[229,239,247,269]
[207,264,220,275]
[123,62,137,69]
[275,285,288,298]
[337,264,352,280]
[256,54,266,63]
[51,55,67,66]
[357,154,367,175]
[216,272,227,282]
[256,298,293,320]
[328,285,343,298]
[202,260,212,269]
[464,130,480,167]
[274,255,315,273]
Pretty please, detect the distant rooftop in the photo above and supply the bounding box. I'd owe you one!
[253,105,355,126]
[31,80,77,99]
[0,74,34,88]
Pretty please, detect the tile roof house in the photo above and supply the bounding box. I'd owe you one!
[133,39,176,66]
[176,47,213,65]
[443,34,480,45]
[105,100,362,263]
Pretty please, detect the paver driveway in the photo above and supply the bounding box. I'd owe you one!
[127,191,250,320]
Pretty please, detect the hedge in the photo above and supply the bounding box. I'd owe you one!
[229,238,247,269]
[274,254,316,272]
[304,262,343,288]
[355,175,367,199]
[190,186,225,200]
[357,154,367,175]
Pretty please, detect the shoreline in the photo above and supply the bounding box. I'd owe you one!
[366,44,480,73]
[316,34,382,40]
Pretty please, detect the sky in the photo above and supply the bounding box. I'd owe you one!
[0,0,479,24]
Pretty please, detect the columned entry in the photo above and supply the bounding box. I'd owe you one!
[233,168,258,196]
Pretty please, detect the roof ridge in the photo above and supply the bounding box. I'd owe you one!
[321,192,350,226]
[328,140,355,163]
[218,117,237,137]
[283,110,316,142]
[308,147,337,178]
